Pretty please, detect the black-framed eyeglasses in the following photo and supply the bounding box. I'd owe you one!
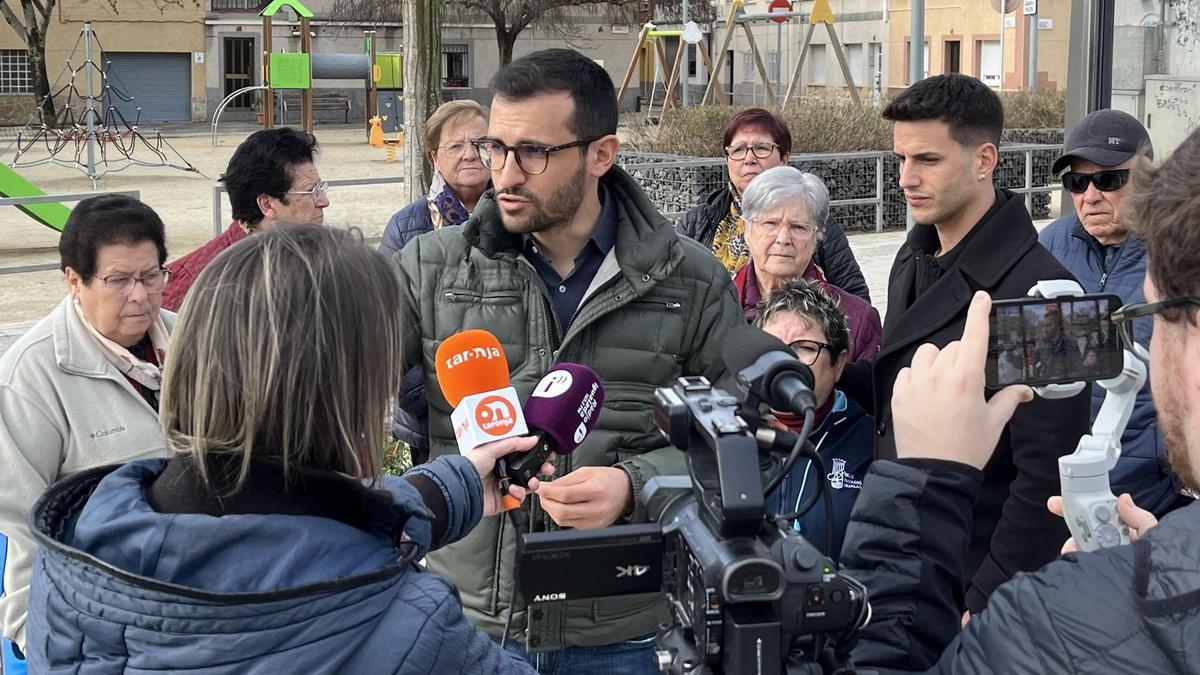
[1111,296,1200,360]
[1061,169,1130,194]
[97,267,170,296]
[472,137,599,176]
[725,142,779,161]
[788,339,833,366]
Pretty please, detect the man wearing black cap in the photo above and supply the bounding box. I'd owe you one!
[1040,109,1192,518]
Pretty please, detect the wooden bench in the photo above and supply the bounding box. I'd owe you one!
[279,92,352,124]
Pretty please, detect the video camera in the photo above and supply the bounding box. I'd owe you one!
[517,326,871,675]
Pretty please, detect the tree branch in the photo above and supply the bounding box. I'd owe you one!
[0,0,30,41]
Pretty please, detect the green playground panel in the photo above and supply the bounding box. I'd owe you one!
[0,163,72,231]
[376,53,402,88]
[269,52,311,89]
[260,0,313,18]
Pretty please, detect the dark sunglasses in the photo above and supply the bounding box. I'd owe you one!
[1061,169,1131,194]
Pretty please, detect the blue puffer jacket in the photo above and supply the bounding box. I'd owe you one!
[1039,215,1183,515]
[766,391,873,561]
[380,197,436,260]
[25,457,535,674]
[381,197,436,455]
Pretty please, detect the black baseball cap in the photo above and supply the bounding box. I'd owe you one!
[1052,109,1153,175]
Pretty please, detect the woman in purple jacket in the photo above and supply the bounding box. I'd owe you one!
[733,166,882,362]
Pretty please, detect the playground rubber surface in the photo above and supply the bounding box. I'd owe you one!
[0,125,404,322]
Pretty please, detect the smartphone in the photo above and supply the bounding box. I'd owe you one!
[986,293,1124,388]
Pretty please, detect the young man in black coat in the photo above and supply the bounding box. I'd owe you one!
[839,74,1091,617]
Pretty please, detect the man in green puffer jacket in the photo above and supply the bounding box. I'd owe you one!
[394,49,743,673]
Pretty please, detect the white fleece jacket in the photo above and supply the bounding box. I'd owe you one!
[0,296,174,650]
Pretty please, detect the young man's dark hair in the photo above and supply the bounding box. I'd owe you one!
[883,73,1004,148]
[59,194,167,279]
[220,127,319,227]
[489,48,617,142]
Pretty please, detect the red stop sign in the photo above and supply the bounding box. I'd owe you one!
[769,0,791,22]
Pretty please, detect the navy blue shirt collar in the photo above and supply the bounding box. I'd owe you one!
[522,184,617,329]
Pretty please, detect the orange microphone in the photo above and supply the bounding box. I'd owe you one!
[435,329,528,510]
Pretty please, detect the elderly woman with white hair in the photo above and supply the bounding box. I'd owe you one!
[734,166,881,361]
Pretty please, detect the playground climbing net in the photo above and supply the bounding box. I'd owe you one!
[2,24,204,182]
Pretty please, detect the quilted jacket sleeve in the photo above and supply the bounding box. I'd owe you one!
[964,388,1089,613]
[842,459,982,672]
[395,234,426,374]
[902,573,1074,675]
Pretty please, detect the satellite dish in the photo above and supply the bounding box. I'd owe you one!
[990,0,1020,12]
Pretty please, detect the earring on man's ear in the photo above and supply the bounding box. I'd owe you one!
[979,173,986,180]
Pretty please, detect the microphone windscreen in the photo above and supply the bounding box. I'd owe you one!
[721,324,797,375]
[523,363,605,455]
[434,329,511,407]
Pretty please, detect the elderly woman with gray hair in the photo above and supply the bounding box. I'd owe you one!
[734,166,881,361]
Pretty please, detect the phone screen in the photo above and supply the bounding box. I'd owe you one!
[986,294,1124,388]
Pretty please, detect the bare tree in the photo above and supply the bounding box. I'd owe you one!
[0,0,60,119]
[444,0,633,66]
[403,0,441,200]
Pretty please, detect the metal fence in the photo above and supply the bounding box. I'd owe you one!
[211,176,405,234]
[618,143,1063,232]
[0,190,141,275]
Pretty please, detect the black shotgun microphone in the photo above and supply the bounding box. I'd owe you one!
[720,324,817,414]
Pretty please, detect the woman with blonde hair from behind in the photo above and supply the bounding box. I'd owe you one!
[24,224,546,673]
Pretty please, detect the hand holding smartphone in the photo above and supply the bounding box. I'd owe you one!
[986,293,1125,388]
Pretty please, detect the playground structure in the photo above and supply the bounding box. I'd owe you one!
[617,22,715,118]
[259,0,385,133]
[0,21,202,190]
[368,115,404,162]
[701,0,863,107]
[212,0,400,144]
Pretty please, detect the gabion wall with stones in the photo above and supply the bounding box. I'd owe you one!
[619,129,1064,233]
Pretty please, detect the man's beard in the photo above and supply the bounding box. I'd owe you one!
[1160,386,1198,493]
[497,163,587,235]
[1157,331,1199,493]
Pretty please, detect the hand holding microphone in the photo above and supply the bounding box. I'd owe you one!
[465,435,549,517]
[436,329,549,512]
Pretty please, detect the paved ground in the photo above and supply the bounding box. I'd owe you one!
[1,228,918,356]
[0,117,1059,353]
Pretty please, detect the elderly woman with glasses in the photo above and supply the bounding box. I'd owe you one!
[0,195,174,662]
[677,108,870,302]
[755,279,875,560]
[380,100,490,259]
[735,166,881,362]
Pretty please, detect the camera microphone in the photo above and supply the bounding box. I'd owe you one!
[721,324,818,414]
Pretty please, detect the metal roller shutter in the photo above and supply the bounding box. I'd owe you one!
[102,52,191,124]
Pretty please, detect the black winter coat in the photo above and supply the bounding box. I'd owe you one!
[843,460,1200,675]
[840,190,1092,614]
[676,186,872,302]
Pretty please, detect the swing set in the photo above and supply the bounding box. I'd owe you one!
[616,0,863,114]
